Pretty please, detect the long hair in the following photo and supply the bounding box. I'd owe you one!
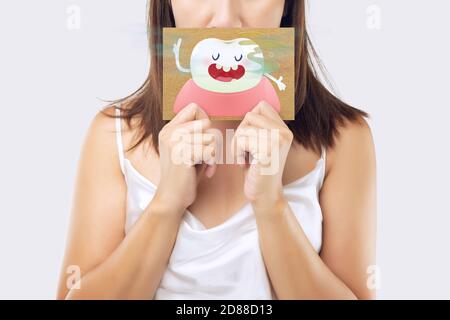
[103,0,368,155]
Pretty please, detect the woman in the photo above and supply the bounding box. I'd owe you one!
[57,0,377,300]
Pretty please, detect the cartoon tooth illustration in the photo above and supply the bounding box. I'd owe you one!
[172,37,285,117]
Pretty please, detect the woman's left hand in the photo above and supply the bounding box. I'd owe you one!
[231,101,294,212]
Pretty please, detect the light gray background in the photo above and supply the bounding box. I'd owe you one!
[0,0,449,299]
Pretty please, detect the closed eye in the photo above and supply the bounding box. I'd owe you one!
[212,53,220,61]
[234,54,243,62]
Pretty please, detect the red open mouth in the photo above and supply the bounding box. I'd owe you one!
[208,64,246,82]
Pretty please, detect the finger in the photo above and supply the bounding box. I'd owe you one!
[201,141,217,178]
[174,137,216,167]
[174,132,214,146]
[202,143,216,165]
[187,132,215,145]
[181,142,204,166]
[231,126,258,165]
[185,140,216,166]
[236,137,259,166]
[234,125,273,166]
[169,103,210,127]
[205,163,217,178]
[251,100,282,122]
[241,111,278,129]
[238,116,279,156]
[173,118,211,136]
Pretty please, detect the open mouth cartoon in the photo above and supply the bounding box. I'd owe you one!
[172,36,286,93]
[208,63,246,82]
[171,36,285,117]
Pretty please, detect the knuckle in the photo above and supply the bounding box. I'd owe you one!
[202,119,212,129]
[258,100,269,108]
[246,112,256,122]
[285,129,294,141]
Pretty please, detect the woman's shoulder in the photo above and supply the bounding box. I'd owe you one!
[78,101,138,179]
[89,102,142,153]
[77,105,124,180]
[89,105,117,134]
[92,102,158,170]
[326,116,375,179]
[334,117,374,154]
[85,105,126,155]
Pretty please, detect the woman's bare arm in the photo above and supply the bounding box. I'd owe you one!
[254,119,377,299]
[56,108,183,300]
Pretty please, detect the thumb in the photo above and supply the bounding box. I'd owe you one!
[205,163,217,178]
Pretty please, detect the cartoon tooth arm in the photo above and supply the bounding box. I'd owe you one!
[264,73,286,91]
[248,43,287,92]
[173,38,190,73]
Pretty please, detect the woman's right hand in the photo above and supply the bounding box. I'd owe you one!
[153,103,217,217]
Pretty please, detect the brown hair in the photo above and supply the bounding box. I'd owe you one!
[103,0,368,155]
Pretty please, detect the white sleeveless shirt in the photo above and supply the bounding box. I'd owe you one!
[115,107,325,299]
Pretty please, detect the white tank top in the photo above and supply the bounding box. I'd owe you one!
[115,107,325,299]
